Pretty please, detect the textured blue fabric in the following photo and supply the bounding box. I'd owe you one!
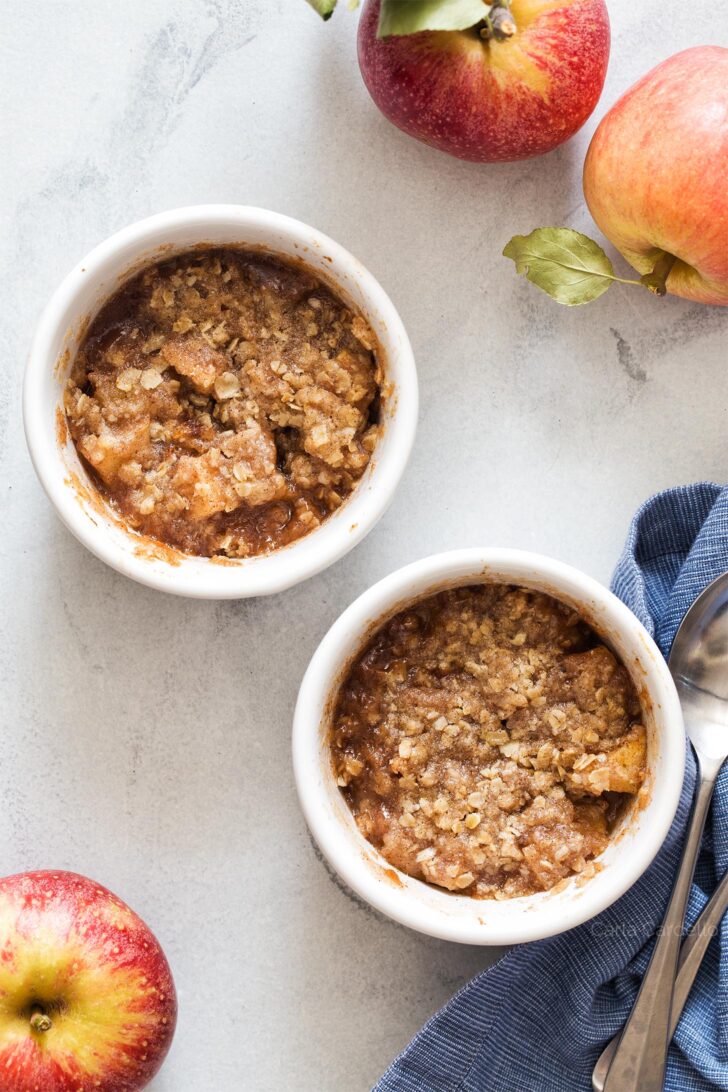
[377,484,728,1092]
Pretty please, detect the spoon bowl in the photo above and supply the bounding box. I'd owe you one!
[670,572,728,756]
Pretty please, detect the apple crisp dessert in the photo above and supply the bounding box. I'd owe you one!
[331,585,647,899]
[64,249,381,557]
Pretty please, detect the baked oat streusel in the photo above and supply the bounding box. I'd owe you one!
[64,249,381,557]
[331,585,647,899]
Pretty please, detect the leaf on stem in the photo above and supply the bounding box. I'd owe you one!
[503,228,616,305]
[378,0,491,37]
[305,0,339,18]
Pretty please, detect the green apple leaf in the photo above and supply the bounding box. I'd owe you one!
[304,0,359,19]
[377,0,491,37]
[305,0,338,18]
[503,228,618,306]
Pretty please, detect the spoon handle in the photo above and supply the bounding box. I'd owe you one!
[602,769,717,1092]
[592,854,728,1092]
[671,863,728,1013]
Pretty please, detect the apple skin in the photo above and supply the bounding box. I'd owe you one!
[0,871,176,1092]
[583,47,728,306]
[357,0,610,163]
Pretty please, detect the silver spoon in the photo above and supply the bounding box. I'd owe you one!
[592,863,728,1090]
[597,570,728,1091]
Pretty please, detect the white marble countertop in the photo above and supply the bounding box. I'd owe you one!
[3,2,727,1089]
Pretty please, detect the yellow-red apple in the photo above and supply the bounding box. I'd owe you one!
[584,46,728,306]
[357,0,610,162]
[0,871,176,1091]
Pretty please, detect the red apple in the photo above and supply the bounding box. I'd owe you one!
[0,871,176,1091]
[583,46,728,305]
[357,0,610,162]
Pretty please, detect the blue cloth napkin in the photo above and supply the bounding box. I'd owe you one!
[377,483,728,1092]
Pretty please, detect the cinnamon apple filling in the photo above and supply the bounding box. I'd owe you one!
[64,248,382,558]
[331,585,647,900]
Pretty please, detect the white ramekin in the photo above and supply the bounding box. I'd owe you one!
[24,206,417,599]
[293,549,685,945]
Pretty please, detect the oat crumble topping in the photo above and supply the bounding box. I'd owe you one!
[64,248,381,557]
[331,585,647,900]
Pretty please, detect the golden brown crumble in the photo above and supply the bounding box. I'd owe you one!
[64,248,381,557]
[331,585,647,900]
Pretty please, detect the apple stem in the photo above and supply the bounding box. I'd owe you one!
[639,250,677,296]
[30,1008,52,1034]
[480,2,516,40]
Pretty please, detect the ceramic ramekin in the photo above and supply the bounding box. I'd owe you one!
[293,549,685,945]
[24,206,417,598]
